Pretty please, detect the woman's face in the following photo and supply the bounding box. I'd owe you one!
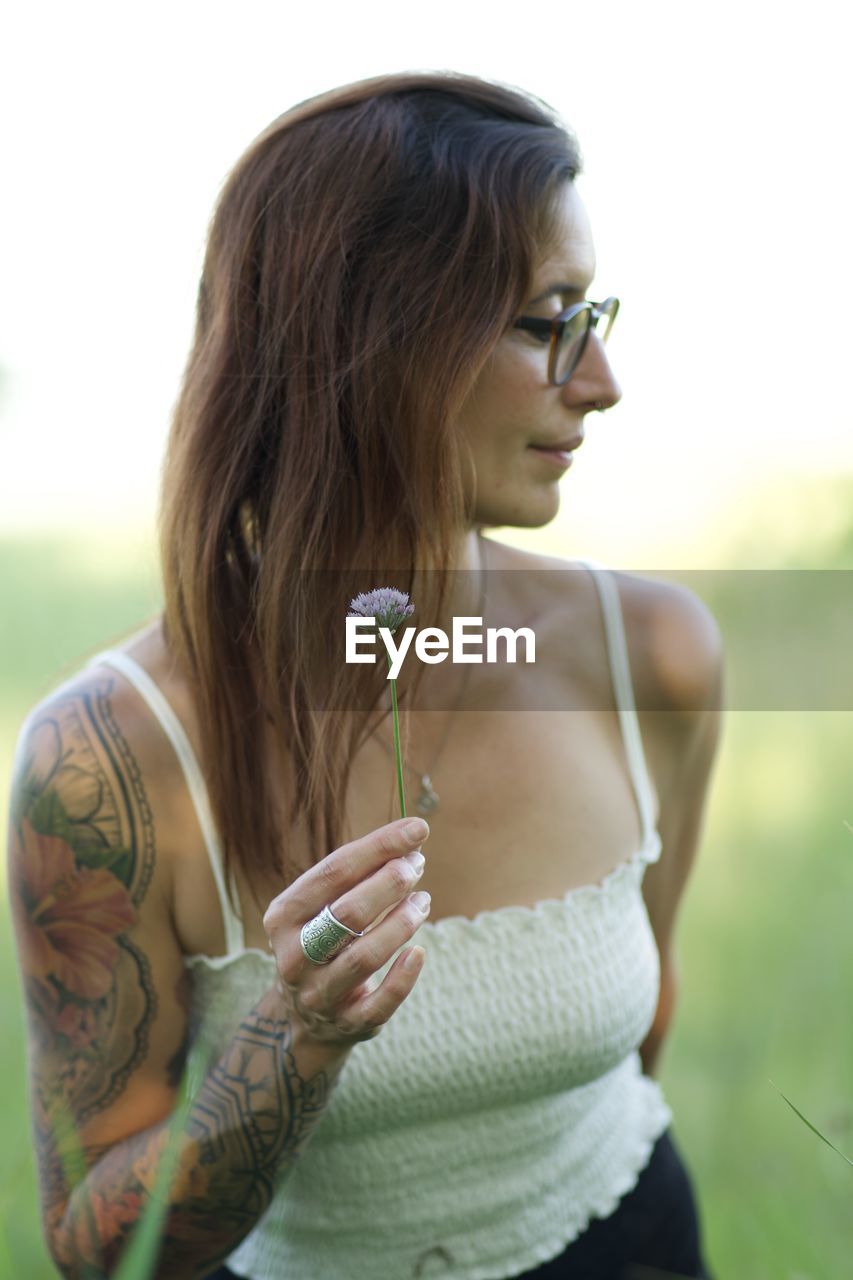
[454,182,622,529]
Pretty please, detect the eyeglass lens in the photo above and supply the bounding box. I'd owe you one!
[554,302,616,385]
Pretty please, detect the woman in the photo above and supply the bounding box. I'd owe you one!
[8,72,723,1278]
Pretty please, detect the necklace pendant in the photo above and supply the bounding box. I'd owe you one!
[415,776,440,815]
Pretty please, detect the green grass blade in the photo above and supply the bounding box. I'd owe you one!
[110,1088,191,1278]
[769,1079,853,1167]
[112,1029,213,1280]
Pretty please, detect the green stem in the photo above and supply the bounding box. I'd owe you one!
[386,655,407,818]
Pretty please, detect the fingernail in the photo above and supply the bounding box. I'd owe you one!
[403,850,426,874]
[403,818,429,844]
[409,890,431,914]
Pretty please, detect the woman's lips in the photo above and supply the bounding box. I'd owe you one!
[528,438,582,468]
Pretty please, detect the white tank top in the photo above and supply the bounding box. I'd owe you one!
[87,560,672,1280]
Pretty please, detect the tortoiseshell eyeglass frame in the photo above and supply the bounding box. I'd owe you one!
[513,296,620,386]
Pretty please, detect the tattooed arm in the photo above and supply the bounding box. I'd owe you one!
[50,989,348,1278]
[7,673,350,1279]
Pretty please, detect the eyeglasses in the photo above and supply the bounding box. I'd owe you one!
[513,296,620,387]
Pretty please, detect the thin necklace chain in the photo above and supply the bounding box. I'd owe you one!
[372,533,488,815]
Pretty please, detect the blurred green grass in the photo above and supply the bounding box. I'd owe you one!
[1,527,852,1279]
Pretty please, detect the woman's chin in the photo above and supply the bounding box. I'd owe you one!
[475,490,561,530]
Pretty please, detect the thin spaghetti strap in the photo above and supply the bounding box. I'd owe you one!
[572,561,660,850]
[86,649,246,956]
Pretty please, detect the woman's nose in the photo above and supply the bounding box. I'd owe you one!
[562,330,622,411]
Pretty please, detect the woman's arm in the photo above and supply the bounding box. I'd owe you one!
[639,698,722,1075]
[6,675,349,1279]
[49,988,348,1278]
[9,668,429,1278]
[631,580,725,1077]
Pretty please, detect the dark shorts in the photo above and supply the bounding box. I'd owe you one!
[206,1126,713,1280]
[515,1126,713,1279]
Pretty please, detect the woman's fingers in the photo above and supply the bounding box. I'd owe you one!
[318,888,432,1008]
[263,818,432,1047]
[265,816,429,934]
[334,934,429,1041]
[275,889,432,1046]
[329,847,426,933]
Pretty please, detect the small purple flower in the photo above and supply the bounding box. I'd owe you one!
[347,587,415,635]
[347,587,415,819]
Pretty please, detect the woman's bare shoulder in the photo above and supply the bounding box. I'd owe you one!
[11,618,197,893]
[11,637,176,871]
[485,541,723,713]
[17,617,176,743]
[610,570,724,714]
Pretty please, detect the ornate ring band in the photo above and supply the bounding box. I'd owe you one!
[300,904,366,966]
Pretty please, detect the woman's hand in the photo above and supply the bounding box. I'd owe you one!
[263,818,431,1047]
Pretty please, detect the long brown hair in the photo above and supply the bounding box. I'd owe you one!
[158,71,582,912]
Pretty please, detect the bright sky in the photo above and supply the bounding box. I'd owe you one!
[2,1,850,566]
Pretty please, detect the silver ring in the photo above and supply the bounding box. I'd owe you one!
[300,904,365,965]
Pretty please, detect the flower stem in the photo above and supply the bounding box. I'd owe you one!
[386,655,407,818]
